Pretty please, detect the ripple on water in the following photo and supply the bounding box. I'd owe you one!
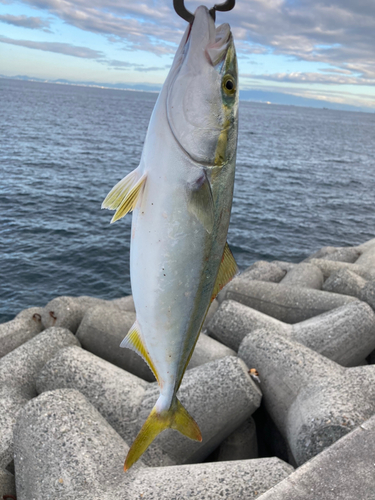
[1,79,375,321]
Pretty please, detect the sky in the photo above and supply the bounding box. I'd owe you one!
[0,0,375,111]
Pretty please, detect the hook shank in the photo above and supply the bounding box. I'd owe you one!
[174,0,235,23]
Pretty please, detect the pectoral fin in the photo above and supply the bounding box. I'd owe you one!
[188,172,214,234]
[211,242,238,301]
[102,168,147,223]
[120,321,159,382]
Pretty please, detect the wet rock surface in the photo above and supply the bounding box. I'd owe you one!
[2,238,375,498]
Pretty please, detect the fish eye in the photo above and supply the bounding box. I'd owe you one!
[222,75,236,95]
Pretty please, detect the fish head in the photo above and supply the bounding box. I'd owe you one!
[167,5,238,167]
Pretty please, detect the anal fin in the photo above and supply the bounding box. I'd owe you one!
[120,321,159,382]
[211,242,238,301]
[102,168,147,223]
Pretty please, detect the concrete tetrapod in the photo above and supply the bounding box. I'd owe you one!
[323,269,375,311]
[0,328,80,468]
[308,258,375,281]
[36,347,261,467]
[256,414,375,500]
[14,389,293,500]
[279,263,324,289]
[355,244,375,268]
[41,295,108,332]
[303,245,360,263]
[216,279,358,323]
[238,329,375,466]
[0,306,44,358]
[237,261,286,283]
[76,303,235,382]
[209,416,258,461]
[207,300,291,351]
[207,300,375,366]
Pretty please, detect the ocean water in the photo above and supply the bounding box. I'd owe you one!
[1,78,375,322]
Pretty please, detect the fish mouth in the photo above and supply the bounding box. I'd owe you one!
[182,8,232,73]
[205,23,232,70]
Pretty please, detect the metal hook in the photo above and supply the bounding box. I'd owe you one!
[173,0,235,23]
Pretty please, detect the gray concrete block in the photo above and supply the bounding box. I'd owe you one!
[128,458,293,500]
[188,332,236,369]
[292,301,375,367]
[41,295,108,333]
[323,269,375,311]
[323,268,367,296]
[304,245,340,261]
[304,246,360,263]
[238,329,375,466]
[207,300,290,351]
[210,416,258,461]
[356,245,375,268]
[37,347,261,467]
[14,389,292,500]
[14,389,137,500]
[0,327,80,394]
[76,303,154,381]
[279,263,324,289]
[308,258,375,281]
[240,261,287,283]
[217,279,358,323]
[210,300,375,367]
[0,328,80,468]
[361,280,375,311]
[0,468,16,498]
[271,261,296,273]
[355,237,375,253]
[111,294,136,312]
[0,306,44,358]
[322,247,361,263]
[217,261,286,303]
[256,414,375,500]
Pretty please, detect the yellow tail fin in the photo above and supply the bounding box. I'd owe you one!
[124,398,202,471]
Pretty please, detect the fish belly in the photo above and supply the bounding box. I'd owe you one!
[130,149,211,399]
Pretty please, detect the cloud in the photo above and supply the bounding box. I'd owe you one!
[106,59,169,71]
[11,0,374,78]
[241,72,375,87]
[0,36,104,59]
[2,0,375,100]
[0,13,51,31]
[225,0,375,80]
[19,0,184,55]
[0,35,171,72]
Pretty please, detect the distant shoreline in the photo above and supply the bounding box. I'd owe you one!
[1,75,373,114]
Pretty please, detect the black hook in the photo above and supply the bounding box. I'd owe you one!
[173,0,235,23]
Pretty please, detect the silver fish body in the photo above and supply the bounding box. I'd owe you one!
[103,5,238,470]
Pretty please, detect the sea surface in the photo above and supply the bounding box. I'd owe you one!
[1,78,375,322]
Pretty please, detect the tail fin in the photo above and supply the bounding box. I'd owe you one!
[124,398,202,471]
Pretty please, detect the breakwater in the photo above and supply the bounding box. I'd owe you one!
[1,237,375,498]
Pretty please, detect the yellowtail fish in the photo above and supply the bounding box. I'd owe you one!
[102,5,239,471]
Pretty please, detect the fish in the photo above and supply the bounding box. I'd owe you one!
[102,5,239,471]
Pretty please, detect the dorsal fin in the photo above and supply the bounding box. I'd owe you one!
[102,168,147,223]
[120,321,159,383]
[211,242,238,301]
